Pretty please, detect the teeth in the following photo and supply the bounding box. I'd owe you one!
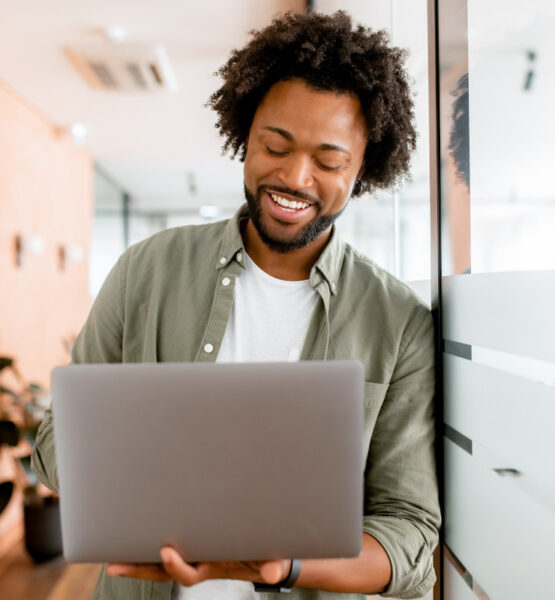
[270,193,309,210]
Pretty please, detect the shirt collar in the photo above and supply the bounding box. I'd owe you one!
[217,205,249,269]
[218,204,345,296]
[311,225,344,296]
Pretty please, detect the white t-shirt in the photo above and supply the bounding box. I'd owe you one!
[218,252,319,363]
[173,252,318,599]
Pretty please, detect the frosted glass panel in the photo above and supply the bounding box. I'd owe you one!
[435,1,555,598]
[471,345,555,384]
[445,440,555,600]
[444,354,555,504]
[442,270,555,362]
[444,557,480,600]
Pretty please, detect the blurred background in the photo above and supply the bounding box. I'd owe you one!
[1,0,554,599]
[0,2,431,597]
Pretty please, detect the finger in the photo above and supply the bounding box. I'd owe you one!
[259,560,291,584]
[106,563,172,582]
[160,547,204,585]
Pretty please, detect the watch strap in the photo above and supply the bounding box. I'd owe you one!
[254,559,302,593]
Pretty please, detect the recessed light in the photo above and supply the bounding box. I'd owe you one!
[200,205,220,219]
[103,25,127,43]
[70,123,89,146]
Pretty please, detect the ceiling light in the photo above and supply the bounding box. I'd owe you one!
[103,26,127,43]
[70,123,89,146]
[199,205,220,219]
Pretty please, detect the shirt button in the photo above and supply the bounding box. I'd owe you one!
[236,252,243,262]
[204,343,214,354]
[219,257,227,264]
[222,277,231,287]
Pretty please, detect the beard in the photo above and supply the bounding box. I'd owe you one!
[243,183,347,254]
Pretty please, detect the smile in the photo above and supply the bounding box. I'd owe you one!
[269,192,311,212]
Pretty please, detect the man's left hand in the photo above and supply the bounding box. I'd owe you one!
[106,547,291,587]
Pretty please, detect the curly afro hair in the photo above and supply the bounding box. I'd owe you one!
[208,10,416,196]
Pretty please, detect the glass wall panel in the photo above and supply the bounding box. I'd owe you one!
[335,197,395,276]
[91,169,125,298]
[445,439,555,599]
[444,354,555,502]
[433,0,555,598]
[442,270,555,362]
[443,557,479,600]
[467,2,555,273]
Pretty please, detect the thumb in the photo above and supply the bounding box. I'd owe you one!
[259,560,290,584]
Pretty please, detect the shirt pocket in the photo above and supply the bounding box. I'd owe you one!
[363,381,389,461]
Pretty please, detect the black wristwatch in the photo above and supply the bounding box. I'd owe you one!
[254,559,302,593]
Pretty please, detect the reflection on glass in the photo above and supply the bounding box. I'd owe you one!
[446,74,471,275]
[438,0,470,276]
[439,2,555,599]
[467,2,555,273]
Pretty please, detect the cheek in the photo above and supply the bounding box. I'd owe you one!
[243,153,258,187]
[324,176,353,204]
[244,152,275,182]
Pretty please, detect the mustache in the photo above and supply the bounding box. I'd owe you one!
[258,185,320,207]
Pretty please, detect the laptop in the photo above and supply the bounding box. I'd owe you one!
[52,361,364,563]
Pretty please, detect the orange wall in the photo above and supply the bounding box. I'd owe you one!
[0,83,92,387]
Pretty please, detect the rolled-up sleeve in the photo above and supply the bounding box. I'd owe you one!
[362,310,440,599]
[31,254,126,493]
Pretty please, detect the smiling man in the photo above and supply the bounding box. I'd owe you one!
[32,10,440,600]
[242,78,367,280]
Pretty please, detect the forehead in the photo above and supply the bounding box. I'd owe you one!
[251,78,367,147]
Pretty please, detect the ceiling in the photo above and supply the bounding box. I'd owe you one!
[0,0,298,208]
[0,0,434,211]
[2,0,553,210]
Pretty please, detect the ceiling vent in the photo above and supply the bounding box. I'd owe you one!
[64,43,179,92]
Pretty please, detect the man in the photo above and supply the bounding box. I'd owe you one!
[32,10,440,600]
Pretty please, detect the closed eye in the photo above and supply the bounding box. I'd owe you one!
[265,146,288,156]
[265,144,342,171]
[316,162,341,171]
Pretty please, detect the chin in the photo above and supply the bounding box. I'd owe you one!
[244,182,342,253]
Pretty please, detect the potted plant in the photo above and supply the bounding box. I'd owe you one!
[0,356,63,562]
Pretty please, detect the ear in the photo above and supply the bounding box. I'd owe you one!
[243,130,251,157]
[241,137,249,163]
[356,161,365,181]
[351,163,365,196]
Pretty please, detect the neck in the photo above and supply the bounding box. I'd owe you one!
[243,220,331,280]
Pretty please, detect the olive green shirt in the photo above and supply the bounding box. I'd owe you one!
[32,205,440,600]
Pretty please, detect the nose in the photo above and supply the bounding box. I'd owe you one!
[277,153,314,190]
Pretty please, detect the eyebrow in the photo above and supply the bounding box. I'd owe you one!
[262,126,351,156]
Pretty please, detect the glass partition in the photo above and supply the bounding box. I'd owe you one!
[431,1,555,598]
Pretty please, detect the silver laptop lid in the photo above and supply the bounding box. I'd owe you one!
[52,361,364,563]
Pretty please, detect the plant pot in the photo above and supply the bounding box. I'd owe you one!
[0,480,13,515]
[23,492,63,562]
[0,420,19,447]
